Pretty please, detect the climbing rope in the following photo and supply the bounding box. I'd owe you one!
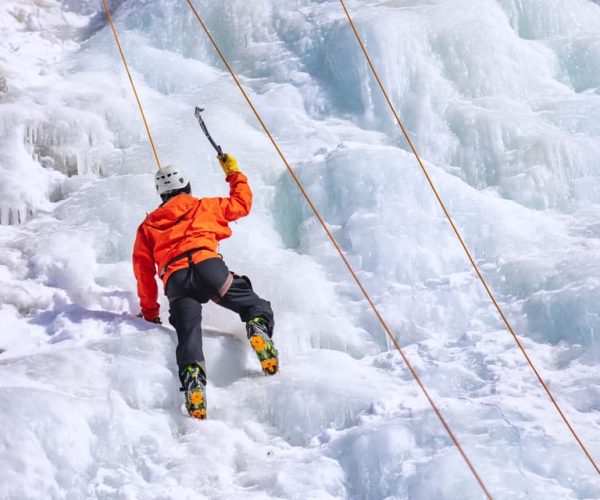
[337,0,599,475]
[183,0,492,496]
[101,0,161,170]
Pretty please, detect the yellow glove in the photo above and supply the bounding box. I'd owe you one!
[218,153,240,175]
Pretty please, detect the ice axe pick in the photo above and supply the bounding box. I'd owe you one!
[194,106,225,161]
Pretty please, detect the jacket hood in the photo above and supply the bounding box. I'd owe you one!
[145,194,199,230]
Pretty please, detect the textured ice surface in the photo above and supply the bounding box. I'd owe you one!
[0,0,599,498]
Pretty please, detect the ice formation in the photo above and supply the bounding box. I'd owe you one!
[0,0,599,498]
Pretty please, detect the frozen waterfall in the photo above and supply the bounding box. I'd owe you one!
[0,0,599,498]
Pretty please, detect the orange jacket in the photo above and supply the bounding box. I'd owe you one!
[133,172,252,320]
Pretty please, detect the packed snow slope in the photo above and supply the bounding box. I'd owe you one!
[1,0,599,498]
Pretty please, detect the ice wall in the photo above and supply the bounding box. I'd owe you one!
[0,0,141,226]
[162,0,600,211]
[0,0,599,498]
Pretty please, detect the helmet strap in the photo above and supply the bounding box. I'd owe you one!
[160,183,191,204]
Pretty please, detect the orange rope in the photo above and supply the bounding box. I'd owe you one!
[101,0,161,170]
[337,0,599,475]
[183,0,492,496]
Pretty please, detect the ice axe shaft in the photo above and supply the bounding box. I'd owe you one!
[194,107,225,160]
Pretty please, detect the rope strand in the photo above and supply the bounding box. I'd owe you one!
[183,0,493,496]
[101,0,161,170]
[337,0,599,475]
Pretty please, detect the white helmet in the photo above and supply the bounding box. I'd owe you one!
[154,165,190,196]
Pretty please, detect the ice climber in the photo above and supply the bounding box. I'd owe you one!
[132,154,278,419]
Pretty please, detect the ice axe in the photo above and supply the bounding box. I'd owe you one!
[194,106,225,161]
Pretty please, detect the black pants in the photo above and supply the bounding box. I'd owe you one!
[165,258,274,375]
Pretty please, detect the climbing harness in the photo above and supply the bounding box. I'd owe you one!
[158,246,215,279]
[337,0,598,476]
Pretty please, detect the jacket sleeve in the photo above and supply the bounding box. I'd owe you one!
[132,224,160,320]
[219,172,253,222]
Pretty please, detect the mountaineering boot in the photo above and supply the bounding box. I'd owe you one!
[246,317,278,375]
[181,363,207,419]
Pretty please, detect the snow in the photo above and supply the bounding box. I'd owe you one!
[0,0,599,498]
